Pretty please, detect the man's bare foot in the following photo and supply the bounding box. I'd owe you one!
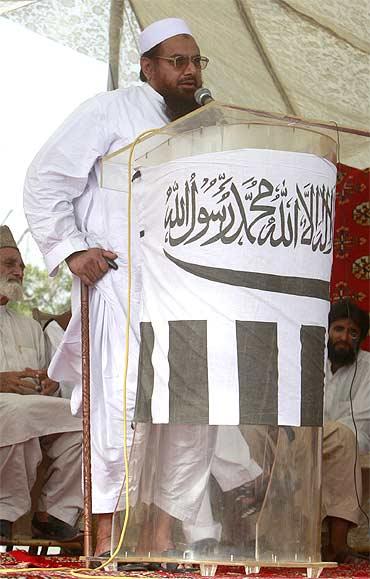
[136,506,175,554]
[324,546,369,564]
[136,510,153,554]
[94,513,113,557]
[323,516,369,565]
[151,507,175,553]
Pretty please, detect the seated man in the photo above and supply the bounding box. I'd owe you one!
[0,225,83,542]
[323,299,369,563]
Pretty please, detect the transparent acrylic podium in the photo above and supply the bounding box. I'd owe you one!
[101,102,339,577]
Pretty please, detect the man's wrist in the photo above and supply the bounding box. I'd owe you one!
[66,250,86,264]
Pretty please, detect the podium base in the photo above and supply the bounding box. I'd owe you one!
[82,554,337,577]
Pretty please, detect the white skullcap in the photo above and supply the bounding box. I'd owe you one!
[139,18,193,55]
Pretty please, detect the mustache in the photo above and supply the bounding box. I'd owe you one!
[178,76,196,85]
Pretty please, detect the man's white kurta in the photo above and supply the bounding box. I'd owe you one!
[324,349,370,453]
[0,305,81,446]
[24,84,170,512]
[0,305,83,524]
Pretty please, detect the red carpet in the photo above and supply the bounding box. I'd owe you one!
[1,552,369,578]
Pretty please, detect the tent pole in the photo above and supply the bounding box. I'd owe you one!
[108,0,125,90]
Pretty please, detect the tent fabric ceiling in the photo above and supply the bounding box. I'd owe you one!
[3,0,111,61]
[0,1,37,15]
[2,0,369,167]
[3,0,141,86]
[130,0,370,168]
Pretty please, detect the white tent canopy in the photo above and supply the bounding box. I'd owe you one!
[3,0,370,167]
[130,0,370,168]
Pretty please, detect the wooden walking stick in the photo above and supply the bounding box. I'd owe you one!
[81,282,93,563]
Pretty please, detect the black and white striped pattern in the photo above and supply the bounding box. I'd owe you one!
[135,320,326,426]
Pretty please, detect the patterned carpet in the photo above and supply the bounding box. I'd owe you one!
[0,552,370,579]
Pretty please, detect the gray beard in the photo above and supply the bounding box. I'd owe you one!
[0,279,24,302]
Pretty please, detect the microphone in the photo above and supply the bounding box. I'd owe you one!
[194,87,214,106]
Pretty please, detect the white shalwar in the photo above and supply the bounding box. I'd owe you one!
[180,426,262,543]
[24,84,170,513]
[324,350,370,453]
[0,305,82,524]
[322,350,370,525]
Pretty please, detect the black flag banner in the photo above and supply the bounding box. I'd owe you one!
[134,149,336,427]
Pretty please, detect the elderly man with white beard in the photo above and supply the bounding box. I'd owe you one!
[0,225,83,543]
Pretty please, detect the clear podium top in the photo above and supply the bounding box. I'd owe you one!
[102,102,338,192]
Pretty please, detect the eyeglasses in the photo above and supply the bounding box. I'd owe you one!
[154,55,209,70]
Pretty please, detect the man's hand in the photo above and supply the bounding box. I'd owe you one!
[24,368,59,396]
[0,370,42,395]
[66,248,118,286]
[40,377,59,396]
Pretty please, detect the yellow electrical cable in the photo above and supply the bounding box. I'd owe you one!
[0,129,162,579]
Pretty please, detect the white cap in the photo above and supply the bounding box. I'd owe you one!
[139,18,193,55]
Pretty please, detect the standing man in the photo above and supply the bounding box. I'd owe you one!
[323,299,369,563]
[24,18,208,556]
[0,225,82,542]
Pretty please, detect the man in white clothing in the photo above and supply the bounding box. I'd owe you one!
[322,299,369,563]
[24,17,207,556]
[0,226,83,542]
